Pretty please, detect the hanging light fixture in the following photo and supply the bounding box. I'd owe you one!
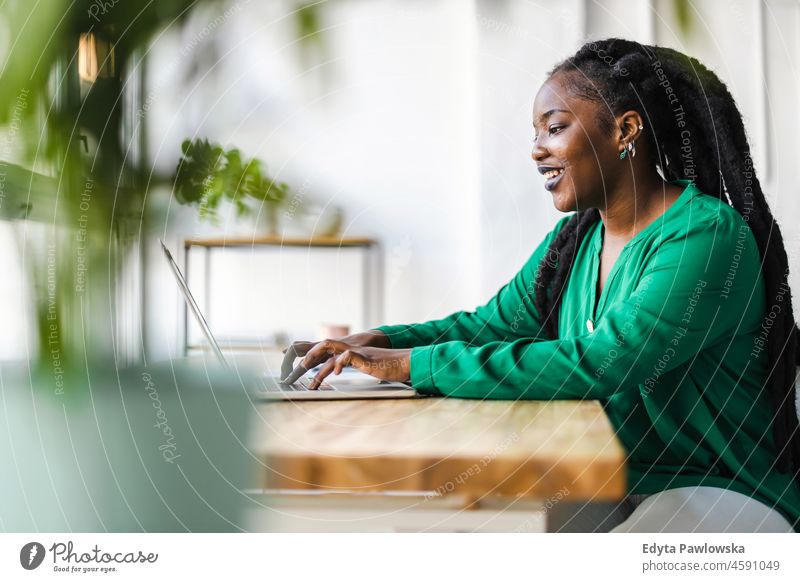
[78,32,116,83]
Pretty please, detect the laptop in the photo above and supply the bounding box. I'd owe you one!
[160,240,422,400]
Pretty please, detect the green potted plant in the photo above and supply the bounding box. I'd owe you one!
[173,138,290,234]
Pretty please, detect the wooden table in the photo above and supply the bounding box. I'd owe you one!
[248,398,626,532]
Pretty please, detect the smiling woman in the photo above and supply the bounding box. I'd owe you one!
[283,38,800,533]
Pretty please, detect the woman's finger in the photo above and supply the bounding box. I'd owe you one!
[309,357,338,389]
[333,350,355,375]
[280,340,317,380]
[301,339,347,369]
[285,340,349,384]
[311,350,354,388]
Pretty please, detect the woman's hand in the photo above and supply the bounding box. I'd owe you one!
[310,341,411,388]
[280,330,391,383]
[282,338,411,389]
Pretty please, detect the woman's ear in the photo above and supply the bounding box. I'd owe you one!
[616,110,645,144]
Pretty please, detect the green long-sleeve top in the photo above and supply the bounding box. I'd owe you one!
[376,179,800,529]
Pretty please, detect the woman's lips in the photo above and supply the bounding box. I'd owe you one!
[545,169,565,191]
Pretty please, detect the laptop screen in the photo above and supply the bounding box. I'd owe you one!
[160,240,227,365]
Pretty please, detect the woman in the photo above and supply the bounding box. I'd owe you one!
[281,38,800,532]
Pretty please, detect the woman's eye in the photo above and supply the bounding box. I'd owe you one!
[549,125,565,135]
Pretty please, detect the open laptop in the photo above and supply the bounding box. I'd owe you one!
[160,240,422,400]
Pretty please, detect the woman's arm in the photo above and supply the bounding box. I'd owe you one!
[374,216,571,349]
[408,213,762,399]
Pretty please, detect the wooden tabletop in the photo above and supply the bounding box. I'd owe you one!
[254,398,626,504]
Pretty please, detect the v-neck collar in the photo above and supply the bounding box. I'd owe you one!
[588,179,698,323]
[592,179,699,253]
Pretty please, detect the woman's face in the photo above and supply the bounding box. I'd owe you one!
[531,72,621,212]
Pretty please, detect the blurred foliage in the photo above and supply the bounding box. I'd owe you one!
[0,0,223,125]
[0,0,227,380]
[174,139,227,212]
[0,0,328,378]
[672,0,694,38]
[174,138,289,224]
[0,0,329,381]
[297,2,324,40]
[295,2,327,66]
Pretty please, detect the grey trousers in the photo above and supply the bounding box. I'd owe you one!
[547,486,794,533]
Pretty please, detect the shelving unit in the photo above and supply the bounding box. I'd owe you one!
[182,235,382,356]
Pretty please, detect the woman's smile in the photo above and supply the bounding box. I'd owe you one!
[541,166,566,191]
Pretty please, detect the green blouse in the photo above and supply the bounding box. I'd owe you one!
[376,179,800,529]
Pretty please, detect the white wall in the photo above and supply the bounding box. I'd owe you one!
[144,0,483,356]
[474,0,584,296]
[0,223,32,360]
[135,0,800,359]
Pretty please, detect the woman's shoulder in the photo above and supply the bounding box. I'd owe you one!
[689,185,750,226]
[660,181,755,244]
[646,184,763,288]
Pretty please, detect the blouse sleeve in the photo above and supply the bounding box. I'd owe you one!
[374,216,571,349]
[408,212,762,398]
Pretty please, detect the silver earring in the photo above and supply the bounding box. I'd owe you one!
[638,124,643,130]
[628,141,637,158]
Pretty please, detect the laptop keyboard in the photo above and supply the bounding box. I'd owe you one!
[264,376,332,392]
[292,376,332,391]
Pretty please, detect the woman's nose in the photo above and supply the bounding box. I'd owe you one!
[531,137,547,162]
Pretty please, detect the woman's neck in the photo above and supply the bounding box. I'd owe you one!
[598,174,683,242]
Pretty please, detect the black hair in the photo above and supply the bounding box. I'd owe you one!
[533,38,800,484]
